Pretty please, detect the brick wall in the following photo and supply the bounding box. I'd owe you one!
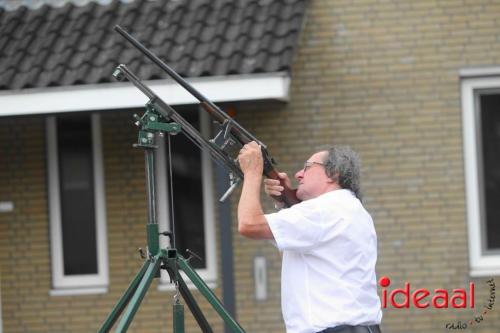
[232,0,500,332]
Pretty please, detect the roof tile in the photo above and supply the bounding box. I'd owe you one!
[0,0,307,90]
[0,67,16,89]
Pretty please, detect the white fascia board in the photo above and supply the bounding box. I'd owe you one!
[0,72,290,117]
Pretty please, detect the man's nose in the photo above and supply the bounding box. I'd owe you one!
[295,169,303,181]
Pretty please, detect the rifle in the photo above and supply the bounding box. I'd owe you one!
[114,25,300,207]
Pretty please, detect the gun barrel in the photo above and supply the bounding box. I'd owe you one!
[115,25,206,104]
[114,25,263,148]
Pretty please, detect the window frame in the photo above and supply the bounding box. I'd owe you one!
[0,278,2,333]
[461,72,500,276]
[46,114,109,295]
[155,110,218,289]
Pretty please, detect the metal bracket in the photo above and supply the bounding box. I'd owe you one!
[133,104,181,149]
[209,119,236,152]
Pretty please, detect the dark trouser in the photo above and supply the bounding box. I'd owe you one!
[317,325,382,333]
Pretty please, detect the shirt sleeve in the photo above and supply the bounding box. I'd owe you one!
[265,198,344,252]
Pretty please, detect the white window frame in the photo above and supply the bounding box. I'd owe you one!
[0,278,3,333]
[46,114,109,295]
[156,111,217,290]
[461,69,500,276]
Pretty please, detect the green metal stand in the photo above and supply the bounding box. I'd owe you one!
[98,103,245,333]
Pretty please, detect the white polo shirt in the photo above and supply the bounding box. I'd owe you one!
[266,189,382,333]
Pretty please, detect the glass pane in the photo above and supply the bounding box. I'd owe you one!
[57,115,98,275]
[479,93,500,250]
[165,110,206,269]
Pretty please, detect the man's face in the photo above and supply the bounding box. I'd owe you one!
[294,151,335,201]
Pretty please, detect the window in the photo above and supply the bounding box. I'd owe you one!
[477,93,500,250]
[461,71,500,276]
[156,109,217,287]
[46,114,108,295]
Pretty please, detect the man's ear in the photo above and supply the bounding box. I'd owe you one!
[325,172,339,184]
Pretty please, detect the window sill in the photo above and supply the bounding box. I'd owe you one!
[469,253,500,277]
[470,267,500,277]
[49,287,108,296]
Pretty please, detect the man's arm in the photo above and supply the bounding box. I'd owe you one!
[237,142,274,240]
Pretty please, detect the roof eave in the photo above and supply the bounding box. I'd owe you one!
[0,72,291,117]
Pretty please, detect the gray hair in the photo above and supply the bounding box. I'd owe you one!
[321,146,362,200]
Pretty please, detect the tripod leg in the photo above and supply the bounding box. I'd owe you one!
[176,274,214,333]
[178,257,245,333]
[173,300,184,333]
[115,257,161,333]
[98,261,150,333]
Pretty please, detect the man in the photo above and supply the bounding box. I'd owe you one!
[237,142,382,333]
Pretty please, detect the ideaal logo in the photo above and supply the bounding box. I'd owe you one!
[379,276,496,329]
[379,276,474,308]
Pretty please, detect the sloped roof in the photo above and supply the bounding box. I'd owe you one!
[0,0,307,91]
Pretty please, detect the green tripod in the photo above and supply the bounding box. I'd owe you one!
[98,104,245,333]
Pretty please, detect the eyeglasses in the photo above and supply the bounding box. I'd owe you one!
[303,161,325,172]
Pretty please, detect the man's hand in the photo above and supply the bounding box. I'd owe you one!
[264,172,291,209]
[237,141,273,239]
[238,141,263,175]
[264,172,291,196]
